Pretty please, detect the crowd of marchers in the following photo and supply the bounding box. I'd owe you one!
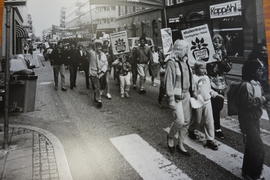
[45,34,268,180]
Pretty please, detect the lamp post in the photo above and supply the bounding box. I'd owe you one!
[162,0,167,28]
[3,0,26,149]
[88,0,94,40]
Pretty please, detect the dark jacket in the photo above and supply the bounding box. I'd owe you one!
[50,47,65,65]
[238,81,264,133]
[134,46,153,64]
[66,48,80,66]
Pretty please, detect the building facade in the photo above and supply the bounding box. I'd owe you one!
[1,6,28,57]
[166,0,266,61]
[116,5,163,46]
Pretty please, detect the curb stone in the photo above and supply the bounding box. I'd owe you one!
[0,124,73,180]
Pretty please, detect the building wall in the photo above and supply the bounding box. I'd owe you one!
[166,0,266,60]
[116,9,163,47]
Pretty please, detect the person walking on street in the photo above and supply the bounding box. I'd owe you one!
[149,46,160,87]
[131,47,138,89]
[50,41,67,91]
[79,45,90,89]
[188,61,219,151]
[207,34,231,139]
[239,58,269,180]
[165,40,194,156]
[158,48,167,106]
[88,42,108,108]
[134,36,153,94]
[67,43,79,89]
[112,54,132,98]
[102,40,112,99]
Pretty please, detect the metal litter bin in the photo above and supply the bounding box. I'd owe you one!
[9,75,38,112]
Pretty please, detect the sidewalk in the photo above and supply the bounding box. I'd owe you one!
[0,124,73,180]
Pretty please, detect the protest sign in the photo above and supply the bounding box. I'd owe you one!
[110,31,129,55]
[161,28,173,55]
[181,24,215,66]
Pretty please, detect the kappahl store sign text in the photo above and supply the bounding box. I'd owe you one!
[210,0,241,19]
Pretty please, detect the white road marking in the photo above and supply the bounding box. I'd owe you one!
[110,134,191,180]
[163,128,270,179]
[221,117,270,146]
[40,82,53,85]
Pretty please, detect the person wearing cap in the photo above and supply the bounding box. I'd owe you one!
[133,36,153,94]
[165,39,194,156]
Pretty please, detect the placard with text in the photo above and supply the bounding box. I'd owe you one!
[181,24,216,66]
[110,31,130,55]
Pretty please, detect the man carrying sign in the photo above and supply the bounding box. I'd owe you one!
[133,36,153,94]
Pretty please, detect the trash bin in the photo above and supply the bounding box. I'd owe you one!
[9,75,38,112]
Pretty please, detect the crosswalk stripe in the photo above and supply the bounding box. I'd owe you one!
[164,128,270,179]
[221,118,270,146]
[40,82,53,85]
[110,134,192,180]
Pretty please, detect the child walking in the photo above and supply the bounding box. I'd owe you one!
[188,61,220,150]
[112,54,132,98]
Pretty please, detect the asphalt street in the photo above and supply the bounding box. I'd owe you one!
[7,53,270,180]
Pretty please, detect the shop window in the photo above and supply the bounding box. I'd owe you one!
[166,0,174,6]
[218,30,243,57]
[212,16,244,57]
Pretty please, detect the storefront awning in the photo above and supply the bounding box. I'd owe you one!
[16,24,28,38]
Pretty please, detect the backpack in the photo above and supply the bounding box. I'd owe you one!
[227,82,244,116]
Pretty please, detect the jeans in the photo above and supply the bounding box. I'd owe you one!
[69,64,78,88]
[137,64,148,90]
[90,76,101,102]
[53,64,65,88]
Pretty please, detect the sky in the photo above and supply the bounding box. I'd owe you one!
[26,0,77,37]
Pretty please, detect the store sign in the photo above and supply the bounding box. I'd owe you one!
[168,17,179,23]
[181,24,215,66]
[210,0,242,19]
[110,31,130,55]
[161,28,173,55]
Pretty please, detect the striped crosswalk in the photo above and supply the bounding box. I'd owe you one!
[111,131,270,180]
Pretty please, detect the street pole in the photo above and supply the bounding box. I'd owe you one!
[162,0,167,28]
[3,5,11,149]
[88,0,94,40]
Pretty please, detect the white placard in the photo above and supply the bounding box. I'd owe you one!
[110,31,130,55]
[161,28,173,55]
[210,0,242,19]
[181,24,216,66]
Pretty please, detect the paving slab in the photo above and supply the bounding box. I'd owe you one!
[0,124,73,180]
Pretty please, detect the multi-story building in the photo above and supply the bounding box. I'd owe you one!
[1,5,28,56]
[65,1,119,39]
[116,2,163,46]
